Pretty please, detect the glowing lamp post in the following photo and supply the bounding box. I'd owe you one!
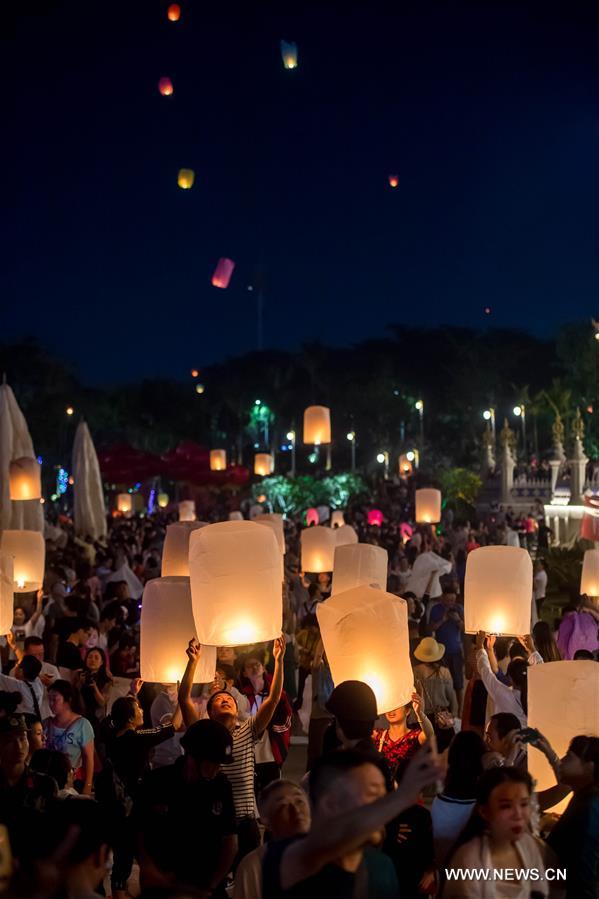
[464,546,532,635]
[317,586,412,715]
[0,530,45,593]
[0,555,14,635]
[178,500,196,522]
[162,521,206,577]
[301,526,337,573]
[189,521,282,646]
[140,577,216,683]
[332,543,388,595]
[254,453,274,476]
[9,457,42,501]
[415,488,442,524]
[581,549,599,600]
[346,431,356,470]
[116,493,132,514]
[210,449,227,472]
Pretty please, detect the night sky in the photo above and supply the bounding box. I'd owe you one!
[6,1,599,384]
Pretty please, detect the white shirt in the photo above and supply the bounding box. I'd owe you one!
[0,674,45,718]
[476,649,543,727]
[406,551,452,599]
[533,569,547,601]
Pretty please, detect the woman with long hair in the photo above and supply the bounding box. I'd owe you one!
[77,647,113,726]
[532,621,562,663]
[43,679,95,795]
[373,690,434,781]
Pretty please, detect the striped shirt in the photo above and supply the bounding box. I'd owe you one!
[222,717,259,820]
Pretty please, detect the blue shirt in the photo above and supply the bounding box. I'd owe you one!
[430,603,464,654]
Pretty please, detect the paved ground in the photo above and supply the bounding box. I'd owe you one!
[283,736,308,783]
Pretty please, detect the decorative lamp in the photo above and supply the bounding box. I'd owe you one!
[332,543,388,595]
[317,586,412,715]
[140,577,216,683]
[117,494,132,514]
[367,509,383,527]
[162,521,206,577]
[189,521,282,646]
[415,488,442,524]
[303,406,331,445]
[210,449,227,472]
[300,526,337,573]
[0,555,14,635]
[0,530,45,593]
[464,546,532,635]
[178,500,196,521]
[581,549,599,599]
[211,258,235,289]
[254,453,274,476]
[9,457,42,501]
[334,524,358,547]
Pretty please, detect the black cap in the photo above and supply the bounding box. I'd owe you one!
[180,719,234,765]
[325,680,377,722]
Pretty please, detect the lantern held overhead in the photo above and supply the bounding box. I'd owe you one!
[178,500,196,522]
[0,555,14,635]
[415,488,442,524]
[330,510,345,528]
[581,549,599,599]
[210,449,227,472]
[303,406,331,445]
[162,521,206,577]
[254,453,274,477]
[157,492,169,508]
[0,530,45,593]
[280,40,298,70]
[464,546,532,636]
[116,494,132,514]
[334,524,358,547]
[211,258,235,289]
[9,457,42,501]
[255,514,285,555]
[301,526,337,573]
[332,543,388,595]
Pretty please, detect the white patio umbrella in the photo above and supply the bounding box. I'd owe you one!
[0,382,44,533]
[72,420,107,540]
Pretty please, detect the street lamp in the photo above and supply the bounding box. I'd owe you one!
[346,431,356,470]
[376,451,389,478]
[482,407,496,441]
[513,404,526,454]
[286,430,296,477]
[415,400,424,456]
[66,406,74,416]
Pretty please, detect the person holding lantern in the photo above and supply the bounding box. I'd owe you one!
[475,632,542,727]
[373,689,434,780]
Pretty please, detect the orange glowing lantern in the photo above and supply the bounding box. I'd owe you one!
[158,77,173,96]
[0,530,45,593]
[211,258,235,289]
[9,457,41,501]
[303,406,331,445]
[301,526,337,573]
[398,454,413,476]
[464,546,532,635]
[167,3,181,22]
[254,453,274,476]
[581,549,599,600]
[388,175,399,188]
[117,494,132,514]
[210,449,227,472]
[179,500,196,521]
[178,169,195,190]
[415,488,442,524]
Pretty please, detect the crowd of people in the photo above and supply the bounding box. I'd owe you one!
[0,501,598,899]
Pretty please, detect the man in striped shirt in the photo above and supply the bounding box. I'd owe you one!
[179,634,286,859]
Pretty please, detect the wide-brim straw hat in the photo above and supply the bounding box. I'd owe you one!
[413,636,445,663]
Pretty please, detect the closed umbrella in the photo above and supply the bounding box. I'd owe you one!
[72,421,107,540]
[0,382,43,533]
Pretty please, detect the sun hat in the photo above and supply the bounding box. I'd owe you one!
[413,636,445,663]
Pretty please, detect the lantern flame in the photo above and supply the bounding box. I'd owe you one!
[16,578,25,589]
[167,3,181,22]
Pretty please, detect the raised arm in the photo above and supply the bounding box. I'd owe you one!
[29,589,45,629]
[254,634,285,737]
[475,632,514,706]
[177,639,201,727]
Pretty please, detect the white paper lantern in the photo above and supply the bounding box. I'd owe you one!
[301,526,337,573]
[331,510,345,528]
[255,515,285,555]
[332,543,388,595]
[117,494,133,514]
[317,505,330,523]
[334,524,358,547]
[210,449,227,472]
[178,500,196,521]
[0,555,14,635]
[317,585,413,715]
[581,549,599,598]
[229,511,243,521]
[464,546,532,635]
[303,406,331,445]
[162,522,206,577]
[9,457,42,501]
[157,492,169,508]
[140,577,216,683]
[415,488,442,524]
[254,453,274,476]
[0,530,45,593]
[189,521,282,646]
[529,661,599,812]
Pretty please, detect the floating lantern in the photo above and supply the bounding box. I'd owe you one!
[157,492,169,508]
[529,661,599,812]
[332,543,387,595]
[334,524,358,547]
[301,526,337,573]
[305,508,319,527]
[464,546,532,635]
[141,577,216,683]
[210,449,227,472]
[317,586,412,715]
[331,510,345,528]
[303,406,331,445]
[0,555,14,635]
[581,549,599,599]
[189,521,282,646]
[167,3,181,22]
[162,521,206,577]
[581,495,599,543]
[0,530,45,593]
[280,39,298,70]
[415,488,442,524]
[367,509,383,527]
[398,454,413,477]
[158,77,173,96]
[388,175,399,188]
[117,494,132,514]
[254,453,274,476]
[178,500,196,522]
[9,457,41,501]
[228,511,243,521]
[178,169,195,190]
[211,258,235,289]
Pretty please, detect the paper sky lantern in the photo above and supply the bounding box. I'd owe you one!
[162,521,205,577]
[332,543,387,595]
[388,175,399,188]
[305,508,319,527]
[116,494,132,514]
[178,500,196,521]
[317,505,331,523]
[0,555,14,635]
[211,257,235,289]
[0,530,45,593]
[280,39,298,70]
[255,514,285,555]
[415,488,442,524]
[303,406,331,445]
[158,77,173,96]
[210,449,227,472]
[331,510,345,528]
[464,546,532,635]
[229,511,243,521]
[317,586,412,715]
[581,549,599,599]
[141,577,216,684]
[581,495,599,543]
[529,661,599,812]
[167,3,181,22]
[301,526,337,573]
[189,521,282,646]
[9,457,41,501]
[367,509,383,527]
[398,454,413,476]
[178,168,195,189]
[400,522,413,544]
[334,524,358,547]
[157,492,169,508]
[254,453,274,476]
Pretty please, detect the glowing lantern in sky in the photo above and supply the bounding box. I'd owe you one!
[157,492,169,508]
[415,488,442,524]
[464,546,532,635]
[9,457,41,501]
[368,509,383,527]
[189,521,282,646]
[117,494,132,514]
[332,543,388,595]
[140,577,216,684]
[0,530,45,593]
[167,3,181,22]
[178,169,195,189]
[211,258,235,289]
[179,500,196,522]
[210,449,227,472]
[317,586,412,715]
[334,524,358,547]
[305,508,319,527]
[529,661,599,813]
[158,77,174,96]
[303,406,331,445]
[331,510,345,528]
[0,555,14,635]
[388,175,399,188]
[581,549,599,599]
[280,40,298,70]
[254,453,274,476]
[162,521,205,577]
[301,526,337,573]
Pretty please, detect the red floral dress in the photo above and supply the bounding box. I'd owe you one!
[373,727,422,778]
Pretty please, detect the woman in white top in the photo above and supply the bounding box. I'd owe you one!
[431,730,485,866]
[475,632,542,728]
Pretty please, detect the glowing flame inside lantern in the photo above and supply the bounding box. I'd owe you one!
[158,77,174,96]
[167,3,181,22]
[178,169,195,189]
[222,620,260,646]
[16,578,25,590]
[388,175,399,188]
